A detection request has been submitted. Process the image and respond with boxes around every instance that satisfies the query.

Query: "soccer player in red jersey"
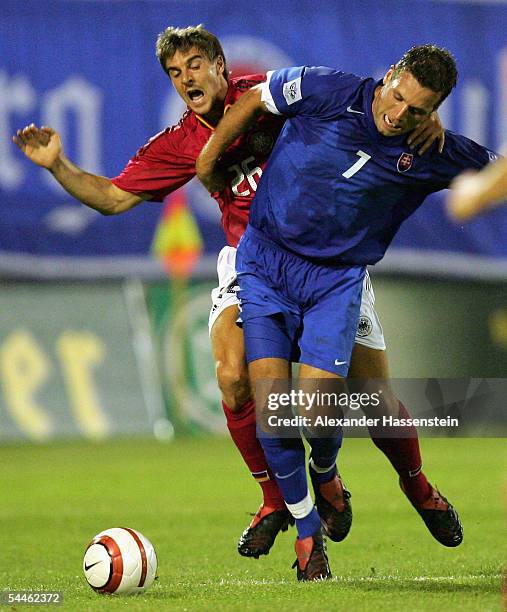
[447,155,507,220]
[13,25,455,559]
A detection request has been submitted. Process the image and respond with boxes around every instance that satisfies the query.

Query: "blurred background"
[1,0,506,442]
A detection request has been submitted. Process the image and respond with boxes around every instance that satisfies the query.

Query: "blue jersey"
[252,66,497,265]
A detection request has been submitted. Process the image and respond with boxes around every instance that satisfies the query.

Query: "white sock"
[309,457,335,474]
[285,490,314,519]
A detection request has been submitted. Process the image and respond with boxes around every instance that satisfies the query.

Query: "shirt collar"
[195,81,235,130]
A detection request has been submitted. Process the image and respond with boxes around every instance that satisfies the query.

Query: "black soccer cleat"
[292,528,332,582]
[238,505,294,558]
[403,482,463,547]
[310,467,352,542]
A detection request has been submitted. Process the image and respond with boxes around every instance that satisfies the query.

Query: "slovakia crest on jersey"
[397,152,413,173]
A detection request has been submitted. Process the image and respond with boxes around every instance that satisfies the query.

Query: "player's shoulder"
[443,130,476,150]
[443,130,498,161]
[230,73,266,94]
[270,65,365,106]
[136,110,198,156]
[300,66,367,116]
[267,65,365,111]
[301,66,364,93]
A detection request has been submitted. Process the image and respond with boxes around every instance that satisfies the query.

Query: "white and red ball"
[83,527,157,595]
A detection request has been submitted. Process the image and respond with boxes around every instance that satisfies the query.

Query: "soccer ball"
[83,527,157,595]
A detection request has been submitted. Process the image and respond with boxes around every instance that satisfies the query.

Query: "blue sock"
[259,435,307,504]
[259,433,320,538]
[295,508,322,539]
[308,432,343,485]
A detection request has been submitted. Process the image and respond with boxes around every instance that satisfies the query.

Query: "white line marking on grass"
[215,574,502,587]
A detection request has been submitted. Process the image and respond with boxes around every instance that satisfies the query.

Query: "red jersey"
[112,75,284,247]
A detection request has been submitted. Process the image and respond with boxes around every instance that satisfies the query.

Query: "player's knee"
[362,388,400,419]
[215,358,250,411]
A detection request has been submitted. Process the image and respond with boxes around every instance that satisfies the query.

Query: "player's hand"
[12,124,62,169]
[446,171,482,221]
[407,111,445,155]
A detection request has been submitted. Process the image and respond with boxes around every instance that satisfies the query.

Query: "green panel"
[373,276,507,377]
[147,281,224,435]
[0,283,157,441]
[146,276,506,433]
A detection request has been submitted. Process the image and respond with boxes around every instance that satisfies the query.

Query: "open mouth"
[187,88,205,104]
[384,114,402,131]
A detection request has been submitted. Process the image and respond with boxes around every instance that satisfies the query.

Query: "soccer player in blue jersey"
[196,44,498,580]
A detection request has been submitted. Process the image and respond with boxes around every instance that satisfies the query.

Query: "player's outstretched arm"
[13,124,146,215]
[407,111,445,155]
[196,85,266,193]
[447,157,507,221]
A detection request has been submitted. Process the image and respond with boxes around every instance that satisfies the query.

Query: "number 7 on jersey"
[342,150,371,178]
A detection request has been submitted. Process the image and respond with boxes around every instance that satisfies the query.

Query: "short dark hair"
[394,44,458,106]
[156,24,227,79]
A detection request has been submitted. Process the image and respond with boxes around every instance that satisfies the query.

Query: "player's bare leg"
[211,304,250,409]
[348,343,463,547]
[211,307,291,557]
[249,359,331,581]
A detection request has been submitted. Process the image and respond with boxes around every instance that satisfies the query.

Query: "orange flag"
[152,190,203,279]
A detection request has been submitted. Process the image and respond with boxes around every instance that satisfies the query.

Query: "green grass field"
[0,436,504,611]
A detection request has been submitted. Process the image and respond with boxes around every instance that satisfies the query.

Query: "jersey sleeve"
[260,65,361,118]
[111,123,196,202]
[431,132,500,190]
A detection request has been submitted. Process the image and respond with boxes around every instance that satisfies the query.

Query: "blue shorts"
[236,226,365,376]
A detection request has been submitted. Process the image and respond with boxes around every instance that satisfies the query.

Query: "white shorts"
[208,245,386,351]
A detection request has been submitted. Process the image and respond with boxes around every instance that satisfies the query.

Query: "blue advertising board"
[1,0,506,279]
